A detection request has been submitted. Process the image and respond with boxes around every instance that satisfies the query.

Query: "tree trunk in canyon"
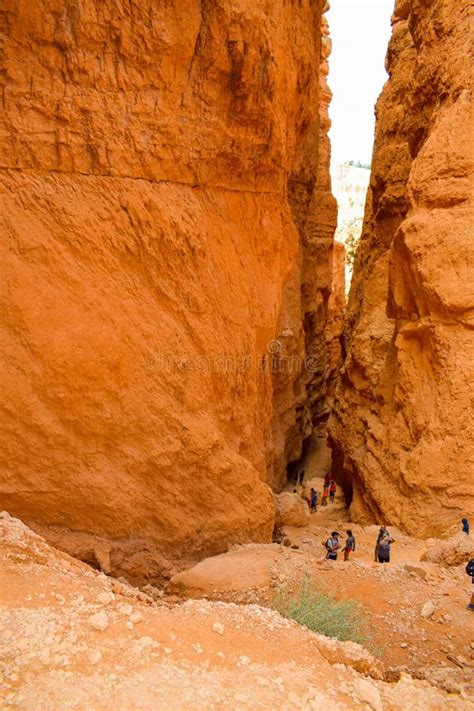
[329,0,474,537]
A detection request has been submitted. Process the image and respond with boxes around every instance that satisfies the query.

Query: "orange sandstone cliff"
[329,0,474,536]
[0,1,336,580]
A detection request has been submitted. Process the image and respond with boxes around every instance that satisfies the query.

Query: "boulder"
[421,534,474,568]
[168,545,281,596]
[420,600,435,619]
[88,611,109,631]
[404,564,428,580]
[274,493,310,528]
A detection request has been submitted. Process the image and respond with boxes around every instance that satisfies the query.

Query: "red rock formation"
[330,0,474,536]
[0,1,336,579]
[325,240,345,417]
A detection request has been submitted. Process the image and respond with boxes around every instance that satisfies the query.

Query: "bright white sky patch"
[327,0,394,167]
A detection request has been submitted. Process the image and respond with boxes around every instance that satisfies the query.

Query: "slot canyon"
[0,0,473,707]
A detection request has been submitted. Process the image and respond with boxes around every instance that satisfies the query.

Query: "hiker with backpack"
[323,531,341,561]
[375,527,394,563]
[343,529,356,561]
[466,559,474,611]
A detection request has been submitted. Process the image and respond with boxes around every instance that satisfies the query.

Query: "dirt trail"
[269,436,474,695]
[296,498,474,690]
[1,512,472,710]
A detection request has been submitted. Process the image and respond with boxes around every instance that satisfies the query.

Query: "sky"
[327,0,394,167]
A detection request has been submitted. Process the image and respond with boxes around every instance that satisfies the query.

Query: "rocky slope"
[167,514,474,698]
[0,1,337,578]
[1,512,470,710]
[329,0,474,535]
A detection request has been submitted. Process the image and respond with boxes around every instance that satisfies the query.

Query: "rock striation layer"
[0,1,336,579]
[329,0,474,536]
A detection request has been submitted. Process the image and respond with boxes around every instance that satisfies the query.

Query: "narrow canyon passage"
[0,0,472,583]
[1,1,473,708]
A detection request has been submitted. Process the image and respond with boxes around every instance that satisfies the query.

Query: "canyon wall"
[330,0,474,536]
[0,1,336,581]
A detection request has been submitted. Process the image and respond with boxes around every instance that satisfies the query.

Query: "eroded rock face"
[0,1,336,577]
[329,0,474,536]
[421,534,474,569]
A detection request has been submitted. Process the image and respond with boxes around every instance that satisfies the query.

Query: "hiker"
[343,529,356,561]
[310,487,318,513]
[292,488,299,496]
[321,482,329,506]
[462,518,470,535]
[324,531,341,561]
[374,527,385,562]
[329,480,337,503]
[376,527,394,563]
[299,469,305,485]
[466,559,474,611]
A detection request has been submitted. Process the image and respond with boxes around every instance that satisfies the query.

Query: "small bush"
[272,575,372,648]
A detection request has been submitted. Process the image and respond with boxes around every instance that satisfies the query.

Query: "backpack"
[466,559,474,577]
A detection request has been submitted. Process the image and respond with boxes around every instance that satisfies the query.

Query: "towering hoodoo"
[330,0,474,535]
[0,1,336,579]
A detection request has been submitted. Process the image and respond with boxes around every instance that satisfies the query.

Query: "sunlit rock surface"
[0,0,337,578]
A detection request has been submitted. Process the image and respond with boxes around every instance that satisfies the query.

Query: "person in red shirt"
[329,480,337,503]
[321,482,329,506]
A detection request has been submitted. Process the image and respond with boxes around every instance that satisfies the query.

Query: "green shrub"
[272,575,372,649]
